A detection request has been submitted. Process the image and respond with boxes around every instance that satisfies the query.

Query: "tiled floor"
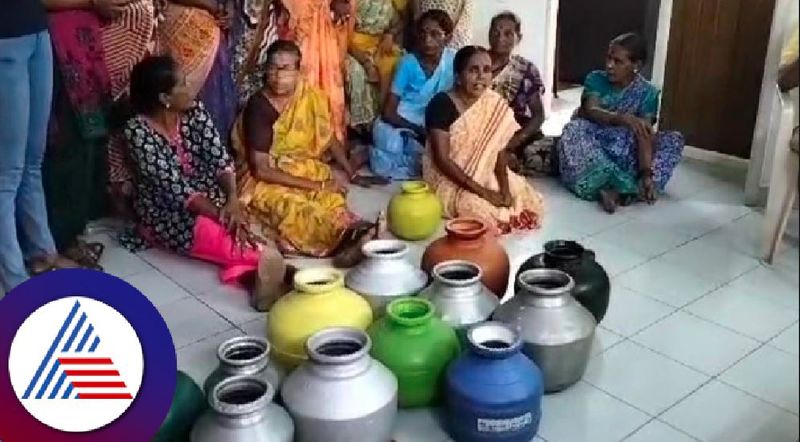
[87,154,799,442]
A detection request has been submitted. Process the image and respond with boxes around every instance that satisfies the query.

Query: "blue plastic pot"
[445,322,544,442]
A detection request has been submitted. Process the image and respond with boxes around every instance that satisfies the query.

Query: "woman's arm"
[580,95,652,140]
[382,94,425,134]
[429,129,494,198]
[508,93,545,150]
[247,150,325,191]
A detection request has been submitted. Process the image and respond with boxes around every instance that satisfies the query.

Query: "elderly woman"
[488,11,552,174]
[122,55,289,291]
[413,0,472,48]
[423,46,544,233]
[558,33,684,213]
[371,9,455,179]
[233,40,384,260]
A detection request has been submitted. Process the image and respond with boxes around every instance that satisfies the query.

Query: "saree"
[232,81,359,257]
[44,1,154,248]
[157,3,237,137]
[371,48,455,179]
[282,0,353,142]
[558,70,684,200]
[347,0,404,127]
[423,90,544,233]
[417,0,472,48]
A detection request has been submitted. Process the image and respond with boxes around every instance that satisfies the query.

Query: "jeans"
[0,31,57,294]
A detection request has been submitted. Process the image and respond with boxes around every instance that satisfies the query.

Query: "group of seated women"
[104,9,684,304]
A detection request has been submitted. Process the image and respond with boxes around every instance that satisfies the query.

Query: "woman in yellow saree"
[233,41,383,258]
[423,46,544,233]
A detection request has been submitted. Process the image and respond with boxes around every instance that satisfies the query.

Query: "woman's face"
[457,51,493,98]
[161,69,193,112]
[418,19,448,57]
[605,44,638,84]
[265,52,300,95]
[489,18,519,55]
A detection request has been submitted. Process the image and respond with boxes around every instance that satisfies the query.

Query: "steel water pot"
[203,336,285,396]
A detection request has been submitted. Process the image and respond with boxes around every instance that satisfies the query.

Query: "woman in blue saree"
[558,33,684,213]
[371,9,455,179]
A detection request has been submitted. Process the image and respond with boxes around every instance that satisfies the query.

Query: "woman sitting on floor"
[233,40,385,261]
[372,9,456,179]
[122,55,289,292]
[423,46,545,233]
[488,11,551,175]
[558,33,684,213]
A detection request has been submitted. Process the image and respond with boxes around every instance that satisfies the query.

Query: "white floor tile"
[176,328,244,386]
[624,419,698,442]
[659,238,760,287]
[158,296,233,349]
[686,285,800,342]
[99,245,152,278]
[537,382,650,442]
[589,219,693,258]
[584,341,709,415]
[138,249,221,295]
[662,380,799,442]
[580,238,650,277]
[770,323,799,355]
[615,258,719,308]
[725,264,800,311]
[239,316,267,337]
[720,345,799,414]
[548,203,630,236]
[124,270,192,307]
[630,199,748,238]
[590,327,624,357]
[632,311,760,375]
[601,287,675,337]
[392,408,452,442]
[196,284,263,326]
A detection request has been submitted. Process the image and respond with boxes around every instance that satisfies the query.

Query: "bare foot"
[599,188,620,214]
[250,247,291,312]
[28,255,81,275]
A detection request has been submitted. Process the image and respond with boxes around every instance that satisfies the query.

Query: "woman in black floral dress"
[123,55,289,292]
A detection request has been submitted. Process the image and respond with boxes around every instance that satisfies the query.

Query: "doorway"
[661,0,777,158]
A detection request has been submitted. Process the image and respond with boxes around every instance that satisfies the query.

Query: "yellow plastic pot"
[387,181,443,241]
[268,268,374,368]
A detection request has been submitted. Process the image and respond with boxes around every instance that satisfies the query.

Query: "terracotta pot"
[421,218,510,298]
[387,181,443,240]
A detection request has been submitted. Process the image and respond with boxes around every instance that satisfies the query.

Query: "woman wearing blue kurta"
[371,9,455,179]
[558,33,684,213]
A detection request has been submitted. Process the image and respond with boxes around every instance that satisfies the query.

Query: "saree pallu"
[347,0,403,127]
[417,0,473,48]
[232,82,359,257]
[158,4,236,138]
[423,90,544,233]
[558,72,684,201]
[282,0,353,142]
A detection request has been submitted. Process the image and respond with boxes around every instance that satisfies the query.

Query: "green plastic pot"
[152,371,206,442]
[387,181,443,241]
[368,297,460,408]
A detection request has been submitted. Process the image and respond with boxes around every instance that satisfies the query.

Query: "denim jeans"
[0,31,57,294]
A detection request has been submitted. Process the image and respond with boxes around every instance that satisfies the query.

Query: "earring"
[165,102,171,109]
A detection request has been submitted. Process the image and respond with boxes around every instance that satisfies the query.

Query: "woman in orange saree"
[423,46,544,233]
[279,0,353,142]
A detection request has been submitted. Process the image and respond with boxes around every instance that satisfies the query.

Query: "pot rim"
[210,376,274,416]
[467,322,522,358]
[306,327,371,365]
[361,239,409,260]
[400,181,431,194]
[543,240,585,261]
[444,217,488,241]
[294,267,345,294]
[217,336,270,367]
[517,268,575,297]
[386,297,435,327]
[432,260,483,287]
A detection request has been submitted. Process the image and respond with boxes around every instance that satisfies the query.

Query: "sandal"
[28,255,81,276]
[63,243,104,271]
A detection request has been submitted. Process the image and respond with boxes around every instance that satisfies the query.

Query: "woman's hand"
[321,179,349,195]
[330,0,351,25]
[350,175,390,188]
[480,188,513,208]
[620,114,654,140]
[639,174,656,204]
[378,32,395,55]
[218,199,245,233]
[93,0,131,20]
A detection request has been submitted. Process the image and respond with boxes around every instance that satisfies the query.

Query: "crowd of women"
[0,0,684,297]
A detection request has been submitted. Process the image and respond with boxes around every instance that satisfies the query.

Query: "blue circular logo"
[0,269,176,441]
